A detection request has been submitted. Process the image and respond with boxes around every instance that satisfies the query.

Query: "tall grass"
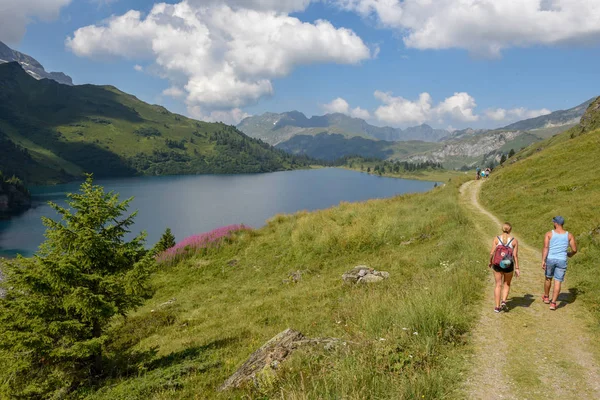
[68,178,487,399]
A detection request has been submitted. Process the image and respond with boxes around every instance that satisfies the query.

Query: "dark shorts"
[493,264,514,273]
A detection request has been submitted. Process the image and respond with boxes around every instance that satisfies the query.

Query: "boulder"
[342,266,390,284]
[218,329,342,391]
[358,275,384,284]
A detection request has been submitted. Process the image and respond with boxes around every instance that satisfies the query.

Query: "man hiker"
[542,216,577,310]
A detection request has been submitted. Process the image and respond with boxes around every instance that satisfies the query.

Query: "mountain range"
[0,41,73,86]
[238,98,595,167]
[238,112,449,145]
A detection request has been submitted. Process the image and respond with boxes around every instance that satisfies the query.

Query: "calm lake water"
[0,168,437,258]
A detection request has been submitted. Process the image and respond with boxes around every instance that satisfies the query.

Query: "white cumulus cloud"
[374,91,433,125]
[67,2,371,120]
[485,107,552,121]
[187,0,314,13]
[133,64,143,72]
[322,97,371,119]
[350,106,371,119]
[188,106,251,125]
[162,86,185,98]
[333,0,600,57]
[322,97,350,114]
[0,0,72,44]
[374,91,479,125]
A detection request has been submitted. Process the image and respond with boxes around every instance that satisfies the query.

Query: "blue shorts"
[545,259,567,282]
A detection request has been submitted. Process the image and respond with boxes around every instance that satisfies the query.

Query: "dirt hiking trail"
[460,180,600,400]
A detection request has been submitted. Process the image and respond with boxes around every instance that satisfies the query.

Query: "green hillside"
[0,62,310,184]
[481,96,600,320]
[0,174,489,398]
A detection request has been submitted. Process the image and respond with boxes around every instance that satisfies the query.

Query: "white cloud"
[188,106,251,125]
[374,91,479,125]
[187,0,314,13]
[333,0,600,57]
[322,97,371,119]
[485,108,508,121]
[133,64,143,72]
[350,106,371,119]
[67,2,371,119]
[322,97,350,114]
[374,91,433,125]
[436,92,479,122]
[162,86,185,98]
[0,0,72,44]
[485,107,552,121]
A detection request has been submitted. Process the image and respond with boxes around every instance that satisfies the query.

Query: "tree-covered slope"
[0,62,310,184]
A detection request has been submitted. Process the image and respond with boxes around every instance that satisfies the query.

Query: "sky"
[1,0,599,129]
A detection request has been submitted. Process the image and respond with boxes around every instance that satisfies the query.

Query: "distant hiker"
[489,223,520,313]
[542,216,577,310]
[484,168,491,178]
[476,167,481,180]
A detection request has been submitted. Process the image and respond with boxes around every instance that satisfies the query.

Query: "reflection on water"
[0,169,437,258]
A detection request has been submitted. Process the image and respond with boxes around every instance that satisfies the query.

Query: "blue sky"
[4,0,600,129]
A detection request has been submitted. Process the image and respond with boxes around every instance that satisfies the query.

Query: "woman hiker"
[489,223,520,312]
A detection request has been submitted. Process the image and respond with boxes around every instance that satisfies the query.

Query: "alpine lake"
[0,168,439,258]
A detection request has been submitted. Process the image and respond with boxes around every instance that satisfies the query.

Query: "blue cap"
[553,216,565,225]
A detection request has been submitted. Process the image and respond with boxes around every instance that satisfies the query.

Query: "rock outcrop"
[0,177,31,216]
[218,328,343,391]
[342,265,390,284]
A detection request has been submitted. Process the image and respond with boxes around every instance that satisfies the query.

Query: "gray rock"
[358,275,384,284]
[342,266,389,284]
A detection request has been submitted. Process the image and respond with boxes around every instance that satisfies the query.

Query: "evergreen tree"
[500,154,507,165]
[0,176,154,397]
[155,227,177,253]
[367,167,371,173]
[508,148,516,158]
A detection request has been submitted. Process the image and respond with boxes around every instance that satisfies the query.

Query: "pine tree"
[508,148,516,158]
[155,227,177,253]
[0,176,154,397]
[500,154,507,165]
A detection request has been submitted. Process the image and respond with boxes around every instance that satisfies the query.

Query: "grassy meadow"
[480,104,600,325]
[51,177,489,399]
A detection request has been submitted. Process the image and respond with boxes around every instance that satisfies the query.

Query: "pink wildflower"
[156,224,250,264]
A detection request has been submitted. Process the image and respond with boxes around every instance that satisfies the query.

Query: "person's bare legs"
[494,270,503,308]
[544,277,552,298]
[552,280,562,304]
[501,272,514,303]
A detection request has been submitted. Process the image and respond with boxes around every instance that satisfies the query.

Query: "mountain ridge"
[0,41,73,86]
[238,111,449,144]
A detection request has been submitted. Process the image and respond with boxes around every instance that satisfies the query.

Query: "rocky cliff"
[0,176,31,216]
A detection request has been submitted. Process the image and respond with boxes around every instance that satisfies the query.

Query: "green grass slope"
[48,178,487,399]
[481,96,600,320]
[0,62,309,184]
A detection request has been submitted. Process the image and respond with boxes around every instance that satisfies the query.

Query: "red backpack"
[492,236,514,268]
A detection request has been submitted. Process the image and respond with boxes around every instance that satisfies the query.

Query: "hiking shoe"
[494,307,502,313]
[501,301,507,310]
[542,295,550,304]
[550,302,557,311]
